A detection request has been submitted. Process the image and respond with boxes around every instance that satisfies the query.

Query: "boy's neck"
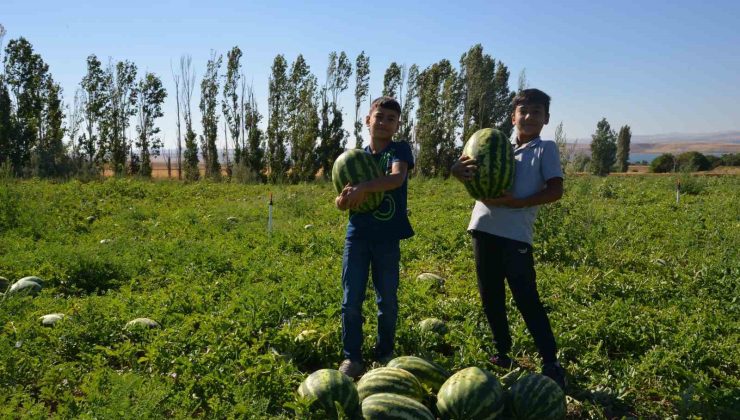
[370,137,392,153]
[516,132,540,146]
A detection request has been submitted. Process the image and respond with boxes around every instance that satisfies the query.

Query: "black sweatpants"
[471,230,557,364]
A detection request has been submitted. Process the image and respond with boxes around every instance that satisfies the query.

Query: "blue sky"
[3,0,740,148]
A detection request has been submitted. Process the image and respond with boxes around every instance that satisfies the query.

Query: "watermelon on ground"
[125,318,160,329]
[418,318,448,336]
[357,367,425,402]
[8,277,43,296]
[40,313,65,327]
[507,373,566,420]
[436,366,505,419]
[416,273,445,292]
[331,149,384,213]
[298,368,359,417]
[361,393,434,420]
[462,128,514,199]
[386,356,450,392]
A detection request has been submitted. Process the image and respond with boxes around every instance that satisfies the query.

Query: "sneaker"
[542,361,567,390]
[338,359,364,379]
[489,354,515,369]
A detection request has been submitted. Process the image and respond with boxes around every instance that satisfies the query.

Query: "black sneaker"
[338,359,364,380]
[542,361,567,390]
[489,354,515,369]
[376,352,394,365]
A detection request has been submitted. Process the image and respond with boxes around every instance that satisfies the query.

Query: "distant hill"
[569,130,740,155]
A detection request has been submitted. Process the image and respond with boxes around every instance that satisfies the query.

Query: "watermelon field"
[0,175,738,418]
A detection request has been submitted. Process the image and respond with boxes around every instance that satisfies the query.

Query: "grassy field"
[0,175,738,418]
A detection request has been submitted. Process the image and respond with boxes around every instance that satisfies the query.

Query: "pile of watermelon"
[296,355,566,419]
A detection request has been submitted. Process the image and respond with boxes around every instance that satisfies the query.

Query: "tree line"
[4,30,682,182]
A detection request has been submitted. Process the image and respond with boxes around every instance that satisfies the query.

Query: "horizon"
[3,0,740,149]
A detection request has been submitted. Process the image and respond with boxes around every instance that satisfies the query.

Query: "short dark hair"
[512,88,551,114]
[369,96,402,114]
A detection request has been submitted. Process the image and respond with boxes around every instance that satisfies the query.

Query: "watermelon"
[418,318,448,336]
[436,366,505,419]
[508,373,566,420]
[386,356,450,392]
[416,273,445,292]
[8,277,43,296]
[361,393,435,420]
[331,149,384,213]
[462,128,514,199]
[40,313,65,327]
[298,369,359,417]
[357,367,425,402]
[125,318,160,329]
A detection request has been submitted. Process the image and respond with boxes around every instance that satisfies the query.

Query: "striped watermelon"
[386,356,450,393]
[462,128,514,199]
[361,393,435,420]
[418,318,448,336]
[357,367,425,402]
[436,366,505,419]
[298,369,360,417]
[331,149,384,213]
[508,373,566,420]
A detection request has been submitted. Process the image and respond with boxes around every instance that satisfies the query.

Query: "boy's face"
[366,106,400,141]
[512,103,549,139]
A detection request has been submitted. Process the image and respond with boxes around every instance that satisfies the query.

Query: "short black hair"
[369,96,402,114]
[512,88,551,114]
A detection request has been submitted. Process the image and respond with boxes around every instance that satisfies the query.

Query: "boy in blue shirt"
[335,97,415,379]
[452,88,566,389]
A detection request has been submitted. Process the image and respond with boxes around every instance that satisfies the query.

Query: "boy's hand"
[451,155,477,182]
[335,183,352,210]
[481,192,525,208]
[343,183,368,210]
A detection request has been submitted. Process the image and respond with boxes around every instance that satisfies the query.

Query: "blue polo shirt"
[467,136,563,245]
[345,140,415,241]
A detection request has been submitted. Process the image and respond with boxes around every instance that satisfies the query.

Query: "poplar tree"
[590,118,617,176]
[398,64,419,146]
[287,54,319,182]
[243,86,264,180]
[179,55,199,180]
[80,54,107,171]
[36,75,66,177]
[318,51,351,179]
[222,46,242,168]
[459,44,495,143]
[100,60,137,176]
[382,62,402,98]
[353,51,370,148]
[416,59,461,177]
[492,62,515,137]
[616,124,631,172]
[3,37,46,174]
[267,54,289,182]
[200,51,222,179]
[135,72,167,177]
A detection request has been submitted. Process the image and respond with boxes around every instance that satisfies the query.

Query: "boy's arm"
[344,161,408,209]
[482,177,563,208]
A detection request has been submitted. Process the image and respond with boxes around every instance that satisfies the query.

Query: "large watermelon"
[436,366,505,419]
[361,393,435,420]
[357,367,425,402]
[507,373,566,420]
[331,149,384,213]
[418,318,448,336]
[298,369,360,417]
[462,128,514,199]
[386,356,450,393]
[8,276,43,296]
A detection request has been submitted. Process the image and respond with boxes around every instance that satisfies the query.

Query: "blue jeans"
[341,238,400,362]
